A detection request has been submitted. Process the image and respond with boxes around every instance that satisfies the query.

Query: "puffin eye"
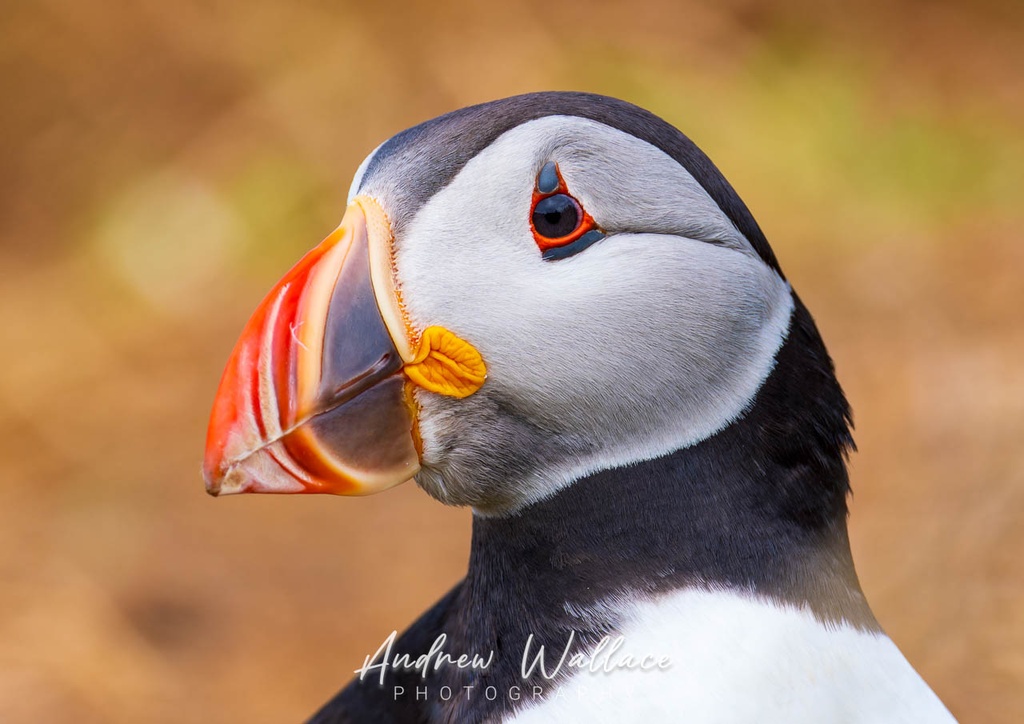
[530,162,605,261]
[532,194,581,239]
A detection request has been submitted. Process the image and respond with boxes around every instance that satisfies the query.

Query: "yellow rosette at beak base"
[404,326,487,399]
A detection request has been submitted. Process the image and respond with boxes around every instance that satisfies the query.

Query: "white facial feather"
[347,141,383,204]
[379,116,794,512]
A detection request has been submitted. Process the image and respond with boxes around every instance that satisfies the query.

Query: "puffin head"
[203,92,811,516]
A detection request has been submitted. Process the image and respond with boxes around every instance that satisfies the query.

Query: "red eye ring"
[529,163,602,254]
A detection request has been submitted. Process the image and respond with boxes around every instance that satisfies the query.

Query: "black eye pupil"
[532,194,580,239]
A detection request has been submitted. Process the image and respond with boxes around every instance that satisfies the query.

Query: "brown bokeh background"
[2,1,1022,722]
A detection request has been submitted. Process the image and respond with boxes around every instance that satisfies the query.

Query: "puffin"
[202,92,956,723]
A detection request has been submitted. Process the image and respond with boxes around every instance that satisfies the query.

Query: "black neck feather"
[466,295,869,629]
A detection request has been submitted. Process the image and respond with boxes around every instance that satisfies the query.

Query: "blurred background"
[1,0,1022,721]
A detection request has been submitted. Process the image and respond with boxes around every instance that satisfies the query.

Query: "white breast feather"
[506,589,956,723]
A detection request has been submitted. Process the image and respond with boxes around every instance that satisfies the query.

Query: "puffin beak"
[203,196,485,497]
